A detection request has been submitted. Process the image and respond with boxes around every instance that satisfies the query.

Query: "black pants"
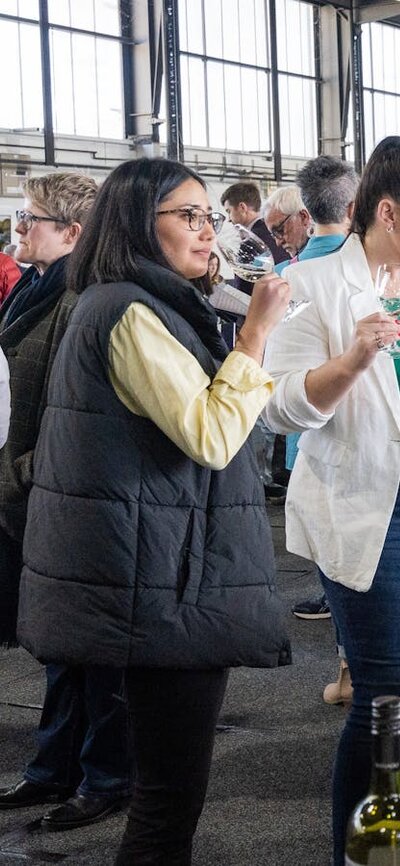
[0,527,22,647]
[115,667,229,866]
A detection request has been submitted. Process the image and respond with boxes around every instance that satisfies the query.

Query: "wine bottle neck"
[371,733,400,795]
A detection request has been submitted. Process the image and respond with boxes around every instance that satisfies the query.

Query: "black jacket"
[18,258,291,670]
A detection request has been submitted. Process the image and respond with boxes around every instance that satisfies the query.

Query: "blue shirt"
[275,234,345,275]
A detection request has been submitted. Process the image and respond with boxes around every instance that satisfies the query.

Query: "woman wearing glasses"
[17,157,291,864]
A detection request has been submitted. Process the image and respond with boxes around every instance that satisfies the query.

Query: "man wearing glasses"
[264,186,312,274]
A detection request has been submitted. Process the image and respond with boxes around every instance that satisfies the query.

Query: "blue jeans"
[319,491,400,866]
[25,664,134,797]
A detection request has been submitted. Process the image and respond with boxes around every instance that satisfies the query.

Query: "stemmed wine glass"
[217,222,311,323]
[375,263,400,358]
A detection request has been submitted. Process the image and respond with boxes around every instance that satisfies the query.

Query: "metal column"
[162,0,184,162]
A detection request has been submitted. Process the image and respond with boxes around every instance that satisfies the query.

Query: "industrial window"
[362,21,400,159]
[176,0,318,159]
[0,0,125,139]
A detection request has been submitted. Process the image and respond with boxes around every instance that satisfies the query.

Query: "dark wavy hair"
[67,157,208,294]
[351,136,400,239]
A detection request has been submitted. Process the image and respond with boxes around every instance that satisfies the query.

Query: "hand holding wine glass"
[217,221,310,322]
[374,262,400,358]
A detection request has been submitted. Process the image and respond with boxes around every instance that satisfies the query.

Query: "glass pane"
[204,0,222,58]
[255,0,268,67]
[257,70,271,152]
[344,97,355,164]
[369,23,383,90]
[96,38,123,137]
[382,25,396,92]
[361,24,372,89]
[20,23,43,128]
[277,0,314,75]
[178,0,188,51]
[0,20,42,129]
[180,0,202,54]
[224,64,242,150]
[0,0,38,16]
[241,66,260,151]
[18,0,39,17]
[279,74,317,157]
[188,57,207,145]
[179,55,191,143]
[50,29,75,134]
[72,34,98,135]
[221,0,239,62]
[0,19,23,127]
[69,0,95,32]
[363,91,374,161]
[48,0,70,26]
[301,78,317,157]
[0,0,18,14]
[94,0,120,35]
[299,2,315,76]
[238,0,255,66]
[207,61,226,149]
[180,56,207,147]
[48,0,119,33]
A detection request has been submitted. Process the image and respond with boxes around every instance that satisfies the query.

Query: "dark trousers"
[319,491,400,866]
[25,663,134,797]
[0,527,22,647]
[115,667,229,866]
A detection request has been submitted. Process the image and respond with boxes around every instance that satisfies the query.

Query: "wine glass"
[375,263,400,358]
[217,222,310,323]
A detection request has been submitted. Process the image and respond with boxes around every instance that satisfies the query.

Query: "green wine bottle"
[345,695,400,865]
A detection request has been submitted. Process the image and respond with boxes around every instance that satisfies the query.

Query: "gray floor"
[0,504,345,865]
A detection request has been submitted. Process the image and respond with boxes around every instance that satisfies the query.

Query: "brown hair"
[221,181,261,211]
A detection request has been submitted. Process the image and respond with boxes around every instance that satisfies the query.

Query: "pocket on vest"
[176,509,204,605]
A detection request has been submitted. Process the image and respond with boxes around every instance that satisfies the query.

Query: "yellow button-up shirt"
[108,302,274,471]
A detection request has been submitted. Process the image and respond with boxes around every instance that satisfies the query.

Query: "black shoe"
[42,793,130,831]
[264,483,287,506]
[0,779,73,809]
[292,593,331,620]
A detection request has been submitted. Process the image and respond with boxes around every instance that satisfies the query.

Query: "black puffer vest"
[18,258,291,670]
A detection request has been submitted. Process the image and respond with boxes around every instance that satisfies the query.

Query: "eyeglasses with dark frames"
[156,207,226,235]
[15,210,68,231]
[270,213,293,240]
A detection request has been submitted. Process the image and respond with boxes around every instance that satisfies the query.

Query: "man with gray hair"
[264,185,311,272]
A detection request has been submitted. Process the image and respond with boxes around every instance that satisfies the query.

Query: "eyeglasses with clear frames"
[156,207,225,234]
[15,210,68,231]
[270,213,293,240]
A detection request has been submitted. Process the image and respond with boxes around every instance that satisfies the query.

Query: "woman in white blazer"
[263,136,400,866]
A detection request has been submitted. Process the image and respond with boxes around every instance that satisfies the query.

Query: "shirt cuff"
[286,369,334,425]
[214,350,274,393]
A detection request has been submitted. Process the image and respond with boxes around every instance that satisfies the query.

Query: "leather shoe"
[42,793,130,830]
[0,779,73,809]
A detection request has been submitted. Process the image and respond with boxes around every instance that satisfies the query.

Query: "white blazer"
[263,232,400,591]
[0,346,10,449]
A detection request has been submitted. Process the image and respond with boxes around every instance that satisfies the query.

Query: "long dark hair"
[351,136,400,239]
[67,157,207,294]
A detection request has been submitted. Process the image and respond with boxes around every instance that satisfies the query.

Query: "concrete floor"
[0,504,344,865]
